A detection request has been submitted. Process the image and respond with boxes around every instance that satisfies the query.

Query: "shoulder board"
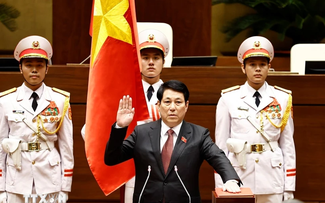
[52,87,70,97]
[221,85,240,94]
[274,86,292,94]
[0,87,17,98]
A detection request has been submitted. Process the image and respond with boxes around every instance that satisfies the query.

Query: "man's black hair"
[157,80,189,102]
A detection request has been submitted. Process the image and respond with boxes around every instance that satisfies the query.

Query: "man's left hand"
[223,180,240,193]
[58,191,68,203]
[283,191,294,200]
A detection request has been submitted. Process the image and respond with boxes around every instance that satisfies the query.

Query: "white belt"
[21,141,54,152]
[249,141,278,153]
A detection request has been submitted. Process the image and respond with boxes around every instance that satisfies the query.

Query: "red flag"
[85,0,149,195]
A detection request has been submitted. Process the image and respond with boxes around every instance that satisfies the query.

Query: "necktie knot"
[147,86,154,101]
[167,129,174,137]
[253,91,260,107]
[31,92,38,98]
[31,92,38,111]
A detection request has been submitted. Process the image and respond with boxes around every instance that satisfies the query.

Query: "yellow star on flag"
[91,0,132,66]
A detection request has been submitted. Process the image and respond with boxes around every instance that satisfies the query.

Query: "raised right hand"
[116,95,135,128]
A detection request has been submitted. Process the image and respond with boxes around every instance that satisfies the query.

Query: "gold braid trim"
[263,94,292,132]
[38,96,70,134]
[0,87,17,97]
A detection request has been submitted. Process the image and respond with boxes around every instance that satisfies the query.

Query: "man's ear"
[19,64,22,73]
[185,100,189,112]
[241,63,246,74]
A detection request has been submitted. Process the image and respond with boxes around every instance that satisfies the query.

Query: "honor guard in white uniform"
[124,29,170,203]
[214,36,296,203]
[0,36,74,203]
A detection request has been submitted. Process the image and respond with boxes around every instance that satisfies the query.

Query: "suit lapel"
[148,120,165,176]
[17,85,51,117]
[34,86,51,116]
[240,86,257,110]
[257,84,276,112]
[17,87,34,115]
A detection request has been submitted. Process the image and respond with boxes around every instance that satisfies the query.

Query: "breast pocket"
[8,114,23,123]
[7,114,25,132]
[231,113,250,134]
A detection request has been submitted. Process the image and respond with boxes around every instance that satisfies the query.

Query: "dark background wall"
[52,0,211,65]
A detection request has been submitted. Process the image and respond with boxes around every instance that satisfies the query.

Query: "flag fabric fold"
[85,0,149,196]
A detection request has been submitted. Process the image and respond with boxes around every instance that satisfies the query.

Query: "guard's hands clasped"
[116,95,135,128]
[223,180,241,193]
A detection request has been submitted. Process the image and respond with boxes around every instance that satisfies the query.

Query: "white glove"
[58,191,69,203]
[81,124,86,140]
[222,180,240,193]
[283,191,294,201]
[0,192,7,203]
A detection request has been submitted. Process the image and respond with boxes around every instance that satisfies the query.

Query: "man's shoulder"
[0,87,17,99]
[51,87,70,97]
[184,121,207,132]
[221,85,241,95]
[273,85,292,95]
[135,120,159,130]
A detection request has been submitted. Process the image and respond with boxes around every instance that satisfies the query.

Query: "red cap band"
[243,48,270,60]
[19,48,48,60]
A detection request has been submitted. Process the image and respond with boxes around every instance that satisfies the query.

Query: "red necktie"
[162,129,174,174]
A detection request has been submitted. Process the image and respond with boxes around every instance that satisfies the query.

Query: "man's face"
[241,57,270,89]
[157,89,189,128]
[20,58,48,91]
[141,48,164,81]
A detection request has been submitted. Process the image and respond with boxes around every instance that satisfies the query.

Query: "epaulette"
[52,87,70,97]
[0,87,17,98]
[274,86,292,94]
[221,85,240,94]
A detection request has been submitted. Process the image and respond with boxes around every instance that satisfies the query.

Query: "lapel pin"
[181,136,187,143]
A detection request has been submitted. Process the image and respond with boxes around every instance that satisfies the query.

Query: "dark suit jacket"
[105,120,240,203]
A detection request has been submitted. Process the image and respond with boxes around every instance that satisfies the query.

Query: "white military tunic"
[214,82,295,195]
[142,79,163,121]
[0,83,74,195]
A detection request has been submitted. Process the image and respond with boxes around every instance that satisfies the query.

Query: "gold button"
[32,161,35,165]
[255,159,259,163]
[32,119,36,123]
[279,163,282,166]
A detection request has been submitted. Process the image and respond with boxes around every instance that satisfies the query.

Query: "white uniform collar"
[142,79,163,94]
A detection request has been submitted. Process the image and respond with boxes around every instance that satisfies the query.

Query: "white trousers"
[124,176,135,203]
[255,193,283,203]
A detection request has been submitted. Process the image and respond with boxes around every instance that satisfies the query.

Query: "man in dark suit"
[105,80,241,203]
